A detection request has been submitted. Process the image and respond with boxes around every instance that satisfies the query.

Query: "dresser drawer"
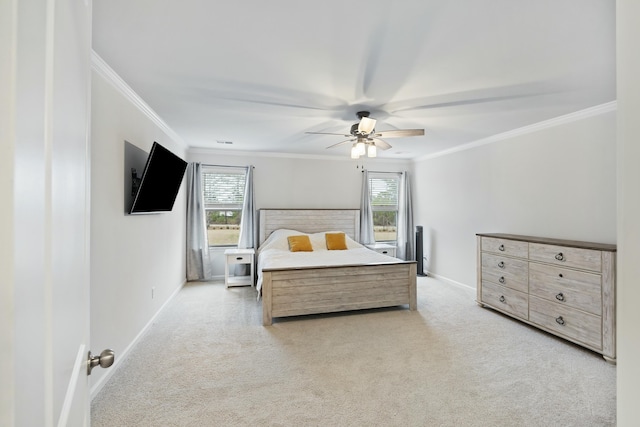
[529,263,602,315]
[481,253,528,293]
[529,296,602,350]
[481,237,528,258]
[481,281,528,320]
[529,243,601,272]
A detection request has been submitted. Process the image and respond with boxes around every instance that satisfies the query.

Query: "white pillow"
[309,231,364,250]
[259,229,306,252]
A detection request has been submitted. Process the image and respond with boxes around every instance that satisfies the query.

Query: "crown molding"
[414,101,617,163]
[90,50,187,149]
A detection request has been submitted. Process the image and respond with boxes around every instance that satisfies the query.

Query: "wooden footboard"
[262,262,417,325]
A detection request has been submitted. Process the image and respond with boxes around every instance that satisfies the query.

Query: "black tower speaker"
[416,225,426,276]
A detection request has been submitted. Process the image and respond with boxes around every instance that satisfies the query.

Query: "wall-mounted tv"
[129,142,188,214]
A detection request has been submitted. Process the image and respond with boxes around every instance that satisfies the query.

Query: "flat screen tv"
[129,142,188,214]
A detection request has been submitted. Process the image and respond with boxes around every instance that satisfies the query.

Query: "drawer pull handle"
[382,251,388,254]
[558,273,563,278]
[555,252,565,261]
[499,295,506,303]
[236,257,244,260]
[498,244,505,251]
[499,276,506,284]
[555,316,565,326]
[498,261,505,269]
[555,293,565,302]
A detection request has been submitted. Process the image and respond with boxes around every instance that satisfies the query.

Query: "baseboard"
[424,271,476,292]
[89,278,186,400]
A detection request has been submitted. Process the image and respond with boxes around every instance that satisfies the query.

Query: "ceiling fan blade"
[358,117,377,134]
[191,80,349,116]
[306,131,352,137]
[326,139,355,149]
[371,138,392,150]
[386,81,564,115]
[374,129,424,138]
[390,94,537,113]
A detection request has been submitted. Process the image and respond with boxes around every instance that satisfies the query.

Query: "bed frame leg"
[409,263,417,310]
[263,310,272,326]
[262,273,273,326]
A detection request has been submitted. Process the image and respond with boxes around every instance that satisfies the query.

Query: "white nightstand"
[365,243,397,258]
[224,248,255,288]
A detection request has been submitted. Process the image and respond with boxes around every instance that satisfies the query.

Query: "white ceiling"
[92,0,615,160]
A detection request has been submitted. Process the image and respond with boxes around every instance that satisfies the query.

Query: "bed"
[258,209,417,325]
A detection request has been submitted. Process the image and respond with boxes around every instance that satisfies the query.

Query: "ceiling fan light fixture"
[351,145,360,159]
[317,111,424,158]
[358,117,376,135]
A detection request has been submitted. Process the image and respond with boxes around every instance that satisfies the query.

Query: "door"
[51,0,93,424]
[2,0,94,425]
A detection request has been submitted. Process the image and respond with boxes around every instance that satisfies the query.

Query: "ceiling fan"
[305,111,424,158]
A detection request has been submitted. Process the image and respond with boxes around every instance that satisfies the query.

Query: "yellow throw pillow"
[325,232,348,250]
[287,235,313,252]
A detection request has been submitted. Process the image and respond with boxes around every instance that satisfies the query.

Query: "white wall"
[617,0,640,423]
[412,110,617,288]
[89,70,188,394]
[187,150,412,275]
[188,150,411,209]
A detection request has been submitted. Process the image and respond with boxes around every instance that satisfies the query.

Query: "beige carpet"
[91,277,615,426]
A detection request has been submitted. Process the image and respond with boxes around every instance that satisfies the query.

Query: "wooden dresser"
[476,233,617,363]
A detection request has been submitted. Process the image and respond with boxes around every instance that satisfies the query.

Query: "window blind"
[369,174,399,211]
[202,169,246,210]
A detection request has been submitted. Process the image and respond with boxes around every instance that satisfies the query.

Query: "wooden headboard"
[259,209,360,246]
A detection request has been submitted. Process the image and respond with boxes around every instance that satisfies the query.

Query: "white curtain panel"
[397,171,415,261]
[359,170,375,245]
[186,163,213,281]
[236,166,256,275]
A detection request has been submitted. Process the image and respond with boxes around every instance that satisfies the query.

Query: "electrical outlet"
[151,287,155,299]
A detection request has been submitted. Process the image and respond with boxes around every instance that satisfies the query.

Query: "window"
[202,166,247,246]
[369,172,400,242]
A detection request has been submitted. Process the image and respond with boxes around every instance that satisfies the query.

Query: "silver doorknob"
[87,349,115,375]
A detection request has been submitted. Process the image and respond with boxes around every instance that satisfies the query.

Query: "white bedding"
[256,229,397,294]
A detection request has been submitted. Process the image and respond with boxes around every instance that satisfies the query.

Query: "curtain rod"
[362,170,403,174]
[200,163,255,169]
